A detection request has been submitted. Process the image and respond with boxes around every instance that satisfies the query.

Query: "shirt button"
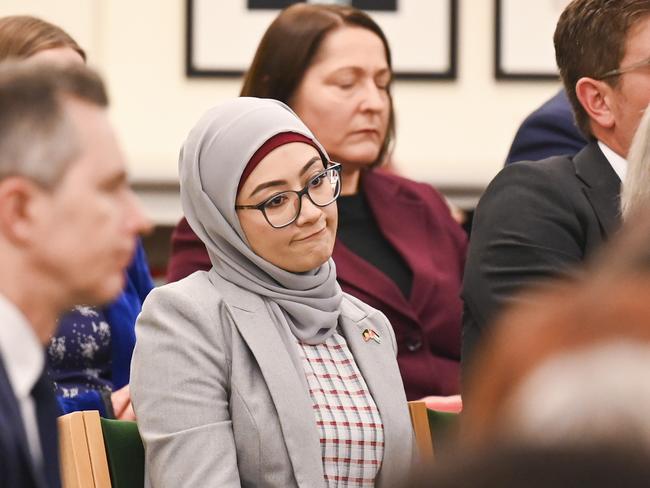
[406,337,422,352]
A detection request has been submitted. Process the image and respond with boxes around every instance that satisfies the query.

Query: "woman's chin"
[337,146,382,167]
[282,246,332,273]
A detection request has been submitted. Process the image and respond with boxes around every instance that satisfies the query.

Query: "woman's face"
[290,26,391,171]
[236,142,338,273]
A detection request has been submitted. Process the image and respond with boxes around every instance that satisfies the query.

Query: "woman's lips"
[295,227,326,242]
[350,128,382,141]
[353,128,380,135]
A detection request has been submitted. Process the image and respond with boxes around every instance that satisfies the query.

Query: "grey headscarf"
[179,97,343,344]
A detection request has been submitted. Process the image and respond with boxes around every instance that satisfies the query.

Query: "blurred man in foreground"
[0,62,149,487]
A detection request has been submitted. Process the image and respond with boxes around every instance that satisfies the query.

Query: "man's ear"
[576,77,616,131]
[0,176,44,245]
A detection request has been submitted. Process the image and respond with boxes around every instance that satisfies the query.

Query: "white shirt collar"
[598,141,627,182]
[0,293,44,399]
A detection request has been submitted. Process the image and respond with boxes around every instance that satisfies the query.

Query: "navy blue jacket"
[0,358,60,488]
[505,89,587,165]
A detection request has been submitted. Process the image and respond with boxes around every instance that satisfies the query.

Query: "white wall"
[0,0,562,202]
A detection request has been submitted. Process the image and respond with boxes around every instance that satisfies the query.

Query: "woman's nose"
[295,193,322,225]
[360,80,386,112]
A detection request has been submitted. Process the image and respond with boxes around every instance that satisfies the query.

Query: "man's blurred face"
[28,97,150,306]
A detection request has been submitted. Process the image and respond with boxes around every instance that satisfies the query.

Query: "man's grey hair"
[0,61,108,188]
[621,103,650,220]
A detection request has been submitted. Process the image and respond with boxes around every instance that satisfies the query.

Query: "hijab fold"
[179,97,342,344]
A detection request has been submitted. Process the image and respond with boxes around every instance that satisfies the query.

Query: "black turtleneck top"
[336,192,413,298]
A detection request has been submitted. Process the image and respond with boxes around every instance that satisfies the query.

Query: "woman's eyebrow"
[250,179,286,198]
[249,156,322,197]
[299,156,322,176]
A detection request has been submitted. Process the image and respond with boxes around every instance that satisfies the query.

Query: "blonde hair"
[0,15,85,62]
[621,103,650,220]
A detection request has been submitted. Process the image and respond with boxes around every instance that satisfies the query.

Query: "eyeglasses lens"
[264,167,340,228]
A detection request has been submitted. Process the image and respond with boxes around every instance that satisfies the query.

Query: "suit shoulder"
[371,169,435,192]
[367,169,449,206]
[535,91,574,118]
[342,293,378,319]
[143,271,223,309]
[341,293,390,329]
[505,91,586,164]
[477,155,580,219]
[493,155,576,186]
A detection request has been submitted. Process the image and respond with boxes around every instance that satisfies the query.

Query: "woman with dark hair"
[131,97,414,487]
[167,3,466,401]
[0,15,154,419]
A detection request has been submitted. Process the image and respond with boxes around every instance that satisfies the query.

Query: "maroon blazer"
[166,170,467,399]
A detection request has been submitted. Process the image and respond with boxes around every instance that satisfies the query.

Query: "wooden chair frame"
[58,410,112,488]
[408,400,435,463]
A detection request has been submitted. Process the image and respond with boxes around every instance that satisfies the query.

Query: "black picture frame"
[494,0,565,80]
[186,0,458,80]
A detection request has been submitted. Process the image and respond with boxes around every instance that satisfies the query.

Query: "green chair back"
[427,409,458,453]
[99,418,145,488]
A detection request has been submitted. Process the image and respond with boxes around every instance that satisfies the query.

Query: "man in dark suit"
[462,0,650,371]
[505,89,587,165]
[0,64,149,487]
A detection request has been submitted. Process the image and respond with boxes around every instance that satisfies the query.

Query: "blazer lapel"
[339,301,413,488]
[333,241,419,324]
[362,172,438,315]
[0,357,45,488]
[32,369,61,488]
[574,142,622,237]
[211,272,325,487]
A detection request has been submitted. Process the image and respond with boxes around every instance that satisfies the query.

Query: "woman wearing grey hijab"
[130,97,414,487]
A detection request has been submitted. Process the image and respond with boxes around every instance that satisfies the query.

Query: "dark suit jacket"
[462,142,621,371]
[0,357,60,488]
[505,89,587,165]
[166,170,467,399]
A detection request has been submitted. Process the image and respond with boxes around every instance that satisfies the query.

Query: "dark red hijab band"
[237,132,322,194]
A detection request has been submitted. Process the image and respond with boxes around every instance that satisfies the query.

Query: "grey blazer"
[130,269,415,487]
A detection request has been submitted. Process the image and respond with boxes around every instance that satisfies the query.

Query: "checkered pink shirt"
[297,332,384,487]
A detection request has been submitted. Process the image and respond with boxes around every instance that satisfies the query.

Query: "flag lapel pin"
[362,328,381,344]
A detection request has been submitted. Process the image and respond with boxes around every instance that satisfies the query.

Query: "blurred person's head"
[0,15,85,65]
[554,0,650,156]
[241,3,394,193]
[408,442,650,488]
[460,209,650,448]
[0,62,149,342]
[622,103,650,219]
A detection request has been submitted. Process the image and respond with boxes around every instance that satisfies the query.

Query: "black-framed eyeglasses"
[597,56,650,80]
[235,162,342,229]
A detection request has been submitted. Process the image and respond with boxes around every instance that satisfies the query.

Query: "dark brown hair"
[554,0,650,138]
[241,3,394,166]
[0,62,107,187]
[0,15,86,62]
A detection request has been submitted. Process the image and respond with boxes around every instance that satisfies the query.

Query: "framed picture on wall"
[186,0,458,79]
[494,0,570,80]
